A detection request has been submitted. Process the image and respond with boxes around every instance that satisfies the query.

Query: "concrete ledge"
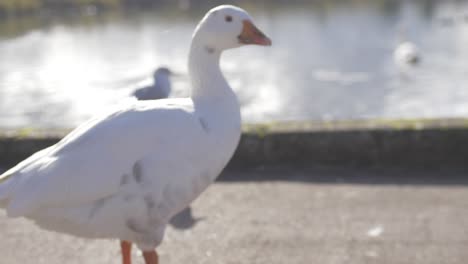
[1,118,468,168]
[235,118,468,168]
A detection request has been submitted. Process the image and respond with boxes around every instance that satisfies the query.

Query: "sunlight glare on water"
[0,0,468,128]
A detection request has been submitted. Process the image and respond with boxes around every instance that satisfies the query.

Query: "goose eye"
[225,15,233,22]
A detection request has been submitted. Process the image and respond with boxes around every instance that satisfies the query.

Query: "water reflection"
[0,0,467,128]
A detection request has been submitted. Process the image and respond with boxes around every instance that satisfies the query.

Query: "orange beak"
[238,20,272,46]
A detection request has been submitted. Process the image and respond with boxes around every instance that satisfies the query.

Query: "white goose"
[0,5,271,264]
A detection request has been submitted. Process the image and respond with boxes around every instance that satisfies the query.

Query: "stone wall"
[1,118,468,169]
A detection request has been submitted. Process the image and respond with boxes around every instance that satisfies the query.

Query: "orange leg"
[120,240,132,264]
[143,250,159,264]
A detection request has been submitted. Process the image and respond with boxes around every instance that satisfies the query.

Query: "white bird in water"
[132,67,173,100]
[393,24,421,69]
[0,5,271,264]
[394,41,421,66]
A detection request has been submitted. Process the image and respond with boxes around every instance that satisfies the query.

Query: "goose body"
[0,5,271,263]
[1,97,240,247]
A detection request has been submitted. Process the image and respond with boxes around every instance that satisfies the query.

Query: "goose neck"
[188,41,228,99]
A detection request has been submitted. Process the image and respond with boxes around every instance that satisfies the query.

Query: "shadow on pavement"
[219,166,468,186]
[169,206,205,230]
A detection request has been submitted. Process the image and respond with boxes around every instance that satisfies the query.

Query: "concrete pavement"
[0,167,466,263]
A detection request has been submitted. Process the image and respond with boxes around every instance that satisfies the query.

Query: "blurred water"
[0,0,468,128]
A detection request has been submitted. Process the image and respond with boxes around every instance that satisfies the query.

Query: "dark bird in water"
[132,67,173,100]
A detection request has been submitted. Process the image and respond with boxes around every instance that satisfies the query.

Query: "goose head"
[192,5,271,52]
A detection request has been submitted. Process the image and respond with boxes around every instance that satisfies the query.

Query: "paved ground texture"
[0,166,466,264]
